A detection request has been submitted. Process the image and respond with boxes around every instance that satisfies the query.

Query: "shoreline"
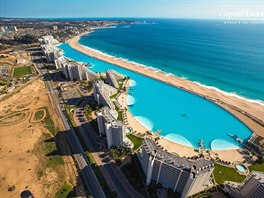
[76,30,264,107]
[67,31,264,138]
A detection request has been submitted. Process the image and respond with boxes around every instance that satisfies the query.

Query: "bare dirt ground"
[0,79,78,198]
[0,51,31,66]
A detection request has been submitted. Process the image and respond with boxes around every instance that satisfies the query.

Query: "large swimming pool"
[58,43,253,150]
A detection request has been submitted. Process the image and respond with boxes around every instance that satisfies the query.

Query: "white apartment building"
[96,107,133,149]
[57,57,99,81]
[224,171,264,198]
[0,26,18,32]
[54,56,66,69]
[53,26,58,31]
[41,44,61,62]
[105,69,125,88]
[138,139,214,198]
[93,80,117,109]
[39,35,59,45]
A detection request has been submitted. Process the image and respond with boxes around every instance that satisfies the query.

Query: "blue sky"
[1,0,263,19]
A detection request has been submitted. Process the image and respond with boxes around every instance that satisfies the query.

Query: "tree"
[84,104,93,120]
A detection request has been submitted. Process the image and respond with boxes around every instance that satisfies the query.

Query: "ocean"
[79,18,264,103]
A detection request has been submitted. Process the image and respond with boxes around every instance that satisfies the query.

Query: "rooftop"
[143,138,214,175]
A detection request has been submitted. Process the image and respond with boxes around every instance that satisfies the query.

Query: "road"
[30,49,106,198]
[74,103,143,198]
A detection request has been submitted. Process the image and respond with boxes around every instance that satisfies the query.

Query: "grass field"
[249,160,264,172]
[55,182,73,198]
[13,66,32,77]
[213,163,246,185]
[34,109,45,121]
[126,134,143,151]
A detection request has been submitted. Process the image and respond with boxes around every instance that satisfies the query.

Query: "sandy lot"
[0,51,31,66]
[0,79,77,197]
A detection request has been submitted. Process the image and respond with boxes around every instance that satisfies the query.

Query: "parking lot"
[61,88,82,106]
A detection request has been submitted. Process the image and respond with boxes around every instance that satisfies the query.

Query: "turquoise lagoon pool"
[58,43,253,150]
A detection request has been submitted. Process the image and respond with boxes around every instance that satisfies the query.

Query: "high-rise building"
[93,80,117,109]
[57,57,99,81]
[39,36,61,62]
[138,139,214,198]
[41,44,61,62]
[53,26,58,31]
[0,26,18,32]
[0,26,6,32]
[11,26,18,31]
[39,35,59,45]
[96,107,133,149]
[54,56,66,69]
[106,69,125,88]
[224,171,264,198]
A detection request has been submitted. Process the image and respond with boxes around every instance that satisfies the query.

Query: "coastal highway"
[31,49,106,198]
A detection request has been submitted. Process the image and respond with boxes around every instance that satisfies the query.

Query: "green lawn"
[213,163,246,185]
[34,109,45,121]
[249,161,264,172]
[13,66,32,77]
[55,182,73,198]
[127,134,143,151]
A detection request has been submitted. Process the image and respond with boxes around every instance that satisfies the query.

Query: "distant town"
[0,17,263,198]
[0,18,134,98]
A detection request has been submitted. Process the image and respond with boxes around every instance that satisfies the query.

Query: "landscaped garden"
[126,134,143,151]
[213,163,246,185]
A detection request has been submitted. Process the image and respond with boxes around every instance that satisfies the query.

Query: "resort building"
[0,26,17,32]
[247,134,264,155]
[224,171,264,198]
[39,35,59,45]
[53,26,58,31]
[41,44,61,63]
[138,139,214,198]
[57,57,99,81]
[10,26,18,32]
[93,80,117,109]
[39,36,61,63]
[96,107,133,149]
[54,56,66,69]
[105,69,125,88]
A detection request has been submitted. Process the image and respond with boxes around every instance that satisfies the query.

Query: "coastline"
[68,31,264,138]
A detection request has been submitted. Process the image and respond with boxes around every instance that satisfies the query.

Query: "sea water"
[80,19,264,103]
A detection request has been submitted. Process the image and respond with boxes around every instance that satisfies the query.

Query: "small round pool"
[236,164,247,173]
[126,127,132,134]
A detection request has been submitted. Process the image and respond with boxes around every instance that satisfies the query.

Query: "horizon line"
[1,16,264,21]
